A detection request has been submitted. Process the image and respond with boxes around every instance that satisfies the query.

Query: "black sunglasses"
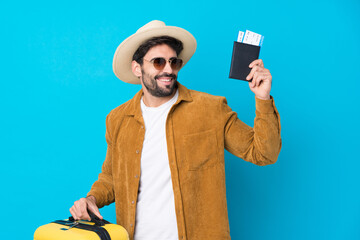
[143,57,183,71]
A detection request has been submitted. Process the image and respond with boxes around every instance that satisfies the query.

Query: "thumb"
[249,81,256,90]
[88,205,103,220]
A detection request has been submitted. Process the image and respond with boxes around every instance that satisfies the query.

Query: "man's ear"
[132,60,142,78]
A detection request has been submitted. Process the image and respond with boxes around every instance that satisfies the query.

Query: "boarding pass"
[237,30,264,47]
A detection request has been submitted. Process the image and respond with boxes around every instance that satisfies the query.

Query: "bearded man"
[70,20,282,240]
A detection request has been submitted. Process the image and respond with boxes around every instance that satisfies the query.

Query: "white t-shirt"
[134,90,179,240]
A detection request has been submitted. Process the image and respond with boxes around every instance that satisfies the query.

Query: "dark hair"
[132,36,183,65]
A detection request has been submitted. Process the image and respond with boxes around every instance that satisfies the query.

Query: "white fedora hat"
[112,20,197,84]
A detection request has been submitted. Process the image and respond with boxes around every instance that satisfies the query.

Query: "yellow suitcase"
[34,213,129,240]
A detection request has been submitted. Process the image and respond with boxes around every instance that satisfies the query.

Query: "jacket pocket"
[183,129,219,171]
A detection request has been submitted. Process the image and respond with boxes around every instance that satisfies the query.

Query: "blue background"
[1,0,359,239]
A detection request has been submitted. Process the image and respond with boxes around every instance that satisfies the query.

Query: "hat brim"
[113,26,197,84]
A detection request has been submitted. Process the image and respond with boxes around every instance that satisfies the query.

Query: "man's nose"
[162,60,174,73]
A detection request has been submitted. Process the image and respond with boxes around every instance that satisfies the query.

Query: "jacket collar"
[124,82,193,120]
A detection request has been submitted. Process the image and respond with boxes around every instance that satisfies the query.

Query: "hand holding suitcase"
[34,212,129,240]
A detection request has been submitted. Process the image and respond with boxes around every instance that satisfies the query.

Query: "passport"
[229,41,260,82]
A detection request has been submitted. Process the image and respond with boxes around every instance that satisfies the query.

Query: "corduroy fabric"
[87,82,282,240]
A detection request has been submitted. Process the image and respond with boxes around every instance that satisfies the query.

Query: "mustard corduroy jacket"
[88,82,282,240]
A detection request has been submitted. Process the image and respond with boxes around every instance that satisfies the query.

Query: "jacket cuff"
[87,191,105,208]
[255,95,276,113]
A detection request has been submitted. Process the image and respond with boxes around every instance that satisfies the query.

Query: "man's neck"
[142,89,177,108]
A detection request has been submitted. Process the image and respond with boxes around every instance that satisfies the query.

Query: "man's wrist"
[86,195,96,203]
[255,95,271,100]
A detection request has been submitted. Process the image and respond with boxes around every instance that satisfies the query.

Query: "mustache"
[155,73,177,80]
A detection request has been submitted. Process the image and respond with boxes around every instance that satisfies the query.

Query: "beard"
[141,69,177,97]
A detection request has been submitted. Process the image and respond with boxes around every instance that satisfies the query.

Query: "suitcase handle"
[69,211,110,226]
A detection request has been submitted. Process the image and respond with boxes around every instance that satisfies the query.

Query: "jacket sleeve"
[223,96,282,166]
[87,113,115,208]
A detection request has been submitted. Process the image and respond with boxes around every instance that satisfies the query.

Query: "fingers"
[78,198,91,220]
[85,195,103,219]
[249,59,264,68]
[247,59,265,82]
[251,72,266,88]
[246,59,272,98]
[69,196,103,222]
[87,203,103,220]
[69,198,91,221]
[69,206,78,220]
[246,65,261,82]
[246,59,271,88]
[247,66,268,85]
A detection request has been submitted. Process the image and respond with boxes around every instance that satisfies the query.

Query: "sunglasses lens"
[153,58,166,70]
[170,58,183,70]
[149,58,183,70]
